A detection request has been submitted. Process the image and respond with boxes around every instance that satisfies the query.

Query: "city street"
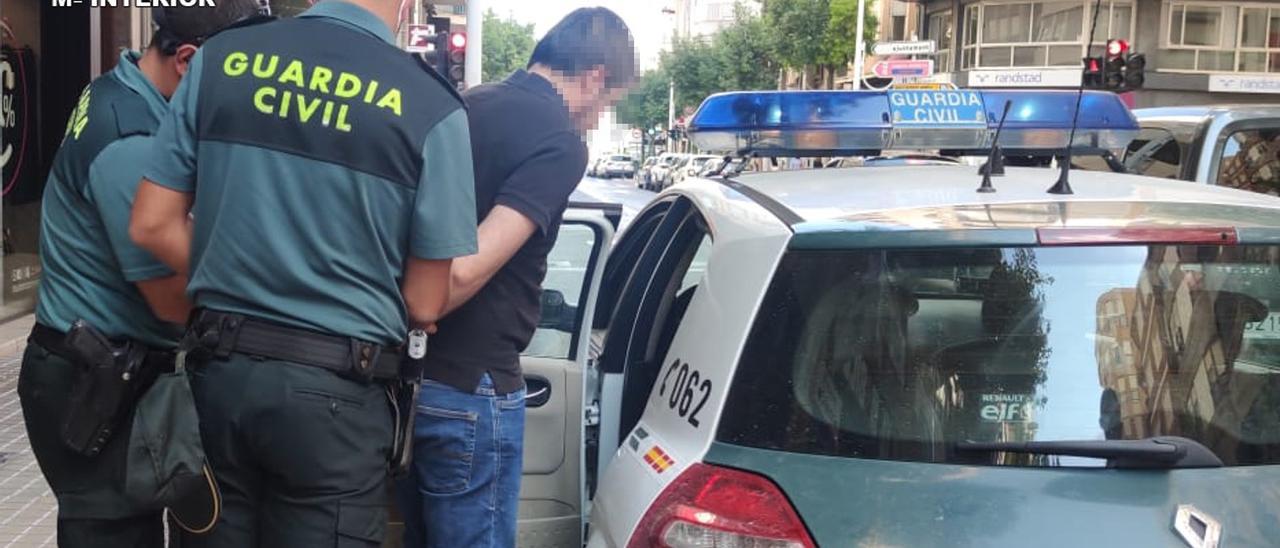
[572,175,654,230]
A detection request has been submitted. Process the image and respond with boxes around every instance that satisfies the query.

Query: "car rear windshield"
[610,155,632,162]
[719,245,1280,467]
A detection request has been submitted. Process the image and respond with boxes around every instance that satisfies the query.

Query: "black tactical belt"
[31,323,175,369]
[188,310,401,382]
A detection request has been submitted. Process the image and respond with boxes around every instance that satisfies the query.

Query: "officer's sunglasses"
[151,3,274,56]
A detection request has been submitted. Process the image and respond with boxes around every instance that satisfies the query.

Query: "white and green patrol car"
[494,90,1280,548]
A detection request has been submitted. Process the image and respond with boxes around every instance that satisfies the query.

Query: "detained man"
[397,7,637,548]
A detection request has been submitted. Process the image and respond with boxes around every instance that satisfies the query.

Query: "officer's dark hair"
[528,7,636,90]
[149,0,268,56]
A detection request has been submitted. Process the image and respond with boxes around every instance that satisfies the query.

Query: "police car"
[504,90,1280,548]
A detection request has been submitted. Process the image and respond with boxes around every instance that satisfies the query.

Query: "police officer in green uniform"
[129,0,478,545]
[17,4,265,547]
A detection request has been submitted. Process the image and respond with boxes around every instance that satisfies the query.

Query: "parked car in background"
[588,157,607,178]
[636,157,660,189]
[649,153,688,191]
[602,154,637,179]
[1126,106,1280,196]
[657,155,693,191]
[670,155,720,186]
[699,157,726,177]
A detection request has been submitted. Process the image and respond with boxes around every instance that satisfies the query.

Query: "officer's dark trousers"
[181,354,393,547]
[17,343,165,548]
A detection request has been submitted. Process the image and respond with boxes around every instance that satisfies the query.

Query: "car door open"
[516,205,616,548]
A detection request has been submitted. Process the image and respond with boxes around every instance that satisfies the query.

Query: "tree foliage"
[615,71,672,133]
[713,4,781,92]
[481,9,536,83]
[825,0,878,67]
[618,4,781,129]
[617,0,882,128]
[762,0,879,87]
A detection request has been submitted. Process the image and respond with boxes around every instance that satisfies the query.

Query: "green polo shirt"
[36,50,181,348]
[145,2,478,346]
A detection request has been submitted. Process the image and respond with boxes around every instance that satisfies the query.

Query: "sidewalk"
[0,314,57,547]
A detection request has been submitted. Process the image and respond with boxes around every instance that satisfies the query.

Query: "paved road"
[572,175,657,231]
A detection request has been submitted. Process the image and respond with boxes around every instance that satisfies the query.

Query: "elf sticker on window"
[980,394,1035,423]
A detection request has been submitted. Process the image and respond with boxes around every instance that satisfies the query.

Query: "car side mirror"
[539,289,578,333]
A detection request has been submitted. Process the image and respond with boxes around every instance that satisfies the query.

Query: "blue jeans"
[397,374,526,548]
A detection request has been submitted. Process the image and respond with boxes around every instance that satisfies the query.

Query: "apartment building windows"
[960,0,1133,69]
[1163,2,1280,73]
[926,9,955,72]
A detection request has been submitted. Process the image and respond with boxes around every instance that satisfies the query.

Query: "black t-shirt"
[424,70,588,394]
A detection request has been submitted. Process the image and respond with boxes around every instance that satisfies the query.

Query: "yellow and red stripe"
[643,446,675,474]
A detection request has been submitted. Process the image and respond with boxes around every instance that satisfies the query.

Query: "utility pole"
[465,0,484,87]
[663,5,677,149]
[668,80,676,133]
[852,0,867,90]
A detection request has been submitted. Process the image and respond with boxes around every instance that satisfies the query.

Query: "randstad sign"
[968,68,1082,88]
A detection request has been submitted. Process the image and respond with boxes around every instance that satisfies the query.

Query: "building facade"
[674,0,761,40]
[1094,245,1280,463]
[912,0,1280,106]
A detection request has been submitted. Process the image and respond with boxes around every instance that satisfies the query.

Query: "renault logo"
[1173,505,1222,548]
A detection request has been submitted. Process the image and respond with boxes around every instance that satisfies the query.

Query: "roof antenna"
[1049,0,1106,196]
[978,100,1013,194]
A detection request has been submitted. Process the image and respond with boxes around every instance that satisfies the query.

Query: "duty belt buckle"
[349,340,381,383]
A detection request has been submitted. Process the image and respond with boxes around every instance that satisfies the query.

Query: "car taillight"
[626,463,816,548]
[1036,227,1238,246]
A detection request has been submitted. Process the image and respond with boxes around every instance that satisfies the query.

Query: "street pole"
[466,0,484,87]
[852,0,867,90]
[668,79,676,134]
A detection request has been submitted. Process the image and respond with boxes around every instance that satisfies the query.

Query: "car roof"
[1134,105,1280,124]
[718,165,1280,225]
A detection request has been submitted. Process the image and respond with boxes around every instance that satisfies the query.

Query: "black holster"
[53,321,169,458]
[388,353,425,477]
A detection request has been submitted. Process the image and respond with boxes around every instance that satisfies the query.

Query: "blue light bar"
[687,89,1139,157]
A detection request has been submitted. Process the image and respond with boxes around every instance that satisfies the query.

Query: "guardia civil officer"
[396,9,636,547]
[16,4,265,547]
[129,0,478,544]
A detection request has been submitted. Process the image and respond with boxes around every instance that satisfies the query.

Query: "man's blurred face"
[562,67,632,132]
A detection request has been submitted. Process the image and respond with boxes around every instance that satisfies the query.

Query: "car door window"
[1216,127,1280,195]
[1124,128,1182,179]
[523,222,602,361]
[599,199,713,443]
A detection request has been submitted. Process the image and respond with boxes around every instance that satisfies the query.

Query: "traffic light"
[1083,56,1104,89]
[422,32,451,78]
[418,17,452,80]
[447,31,467,91]
[1124,53,1146,90]
[1104,39,1129,90]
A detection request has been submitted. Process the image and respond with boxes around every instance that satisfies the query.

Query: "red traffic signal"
[1106,39,1129,58]
[449,31,467,51]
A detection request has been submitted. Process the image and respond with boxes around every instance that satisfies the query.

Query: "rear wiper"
[956,436,1224,469]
